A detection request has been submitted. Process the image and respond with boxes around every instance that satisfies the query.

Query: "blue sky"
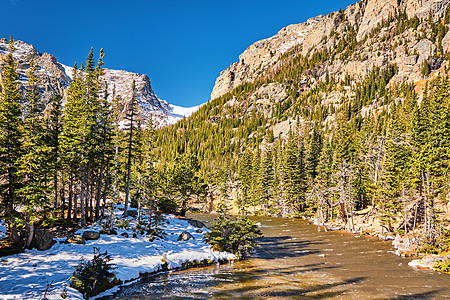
[1,0,355,107]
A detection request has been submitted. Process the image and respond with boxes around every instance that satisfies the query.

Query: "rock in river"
[187,219,206,229]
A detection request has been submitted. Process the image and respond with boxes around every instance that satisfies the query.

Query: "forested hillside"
[154,1,450,251]
[2,0,450,258]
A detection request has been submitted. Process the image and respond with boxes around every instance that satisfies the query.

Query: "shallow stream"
[111,214,450,299]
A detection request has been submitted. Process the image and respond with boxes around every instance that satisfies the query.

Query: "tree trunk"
[80,166,86,226]
[114,137,119,199]
[53,170,58,209]
[95,163,104,221]
[60,182,65,219]
[73,194,78,222]
[101,166,110,219]
[86,159,92,222]
[138,201,141,224]
[25,222,34,249]
[124,110,134,218]
[67,175,73,220]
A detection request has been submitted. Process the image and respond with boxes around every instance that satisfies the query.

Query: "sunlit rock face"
[210,0,450,101]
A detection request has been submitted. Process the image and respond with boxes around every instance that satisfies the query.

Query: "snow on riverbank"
[0,211,234,299]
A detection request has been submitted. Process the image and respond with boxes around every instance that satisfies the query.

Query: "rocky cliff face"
[210,0,450,100]
[0,38,191,127]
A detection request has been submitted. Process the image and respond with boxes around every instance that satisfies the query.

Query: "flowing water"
[112,214,450,299]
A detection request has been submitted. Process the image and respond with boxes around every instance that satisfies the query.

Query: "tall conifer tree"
[0,37,24,242]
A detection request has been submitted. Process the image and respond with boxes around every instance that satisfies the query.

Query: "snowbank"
[408,255,450,271]
[0,212,234,299]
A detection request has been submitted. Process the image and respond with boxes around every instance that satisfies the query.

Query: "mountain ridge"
[210,0,450,101]
[0,38,198,127]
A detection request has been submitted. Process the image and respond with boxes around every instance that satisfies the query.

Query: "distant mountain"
[0,38,199,127]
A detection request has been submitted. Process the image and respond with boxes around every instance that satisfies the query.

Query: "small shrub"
[70,248,121,299]
[160,254,169,271]
[204,202,263,260]
[434,259,450,274]
[181,259,215,269]
[147,228,166,241]
[146,215,167,241]
[116,219,129,229]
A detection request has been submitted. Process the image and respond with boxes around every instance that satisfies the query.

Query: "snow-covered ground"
[0,208,234,299]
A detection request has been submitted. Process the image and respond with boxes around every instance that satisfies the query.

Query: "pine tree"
[237,149,253,206]
[124,80,138,217]
[17,58,50,248]
[250,147,261,206]
[257,147,274,211]
[282,132,307,214]
[0,36,24,242]
[411,84,431,192]
[61,63,86,223]
[171,153,206,215]
[140,124,157,217]
[305,126,322,182]
[111,87,121,200]
[428,77,450,192]
[378,116,411,230]
[421,59,430,77]
[47,94,63,212]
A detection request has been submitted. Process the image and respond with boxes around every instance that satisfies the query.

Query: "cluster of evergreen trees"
[0,37,205,248]
[152,10,450,249]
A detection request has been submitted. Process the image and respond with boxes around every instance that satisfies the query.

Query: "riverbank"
[311,206,450,273]
[0,207,234,299]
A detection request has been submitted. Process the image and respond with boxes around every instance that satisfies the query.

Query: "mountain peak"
[0,38,199,127]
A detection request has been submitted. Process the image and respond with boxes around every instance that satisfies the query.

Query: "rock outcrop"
[210,0,450,101]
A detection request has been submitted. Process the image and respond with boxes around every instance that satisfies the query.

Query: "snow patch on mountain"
[61,64,73,79]
[168,103,201,118]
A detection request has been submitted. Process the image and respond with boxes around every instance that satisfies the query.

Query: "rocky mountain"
[153,0,450,211]
[211,0,450,101]
[0,38,196,127]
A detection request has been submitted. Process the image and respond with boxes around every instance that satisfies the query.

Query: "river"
[111,214,450,299]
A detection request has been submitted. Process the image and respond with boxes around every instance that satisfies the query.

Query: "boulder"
[127,210,138,218]
[187,219,206,229]
[400,55,418,66]
[82,231,100,240]
[195,229,203,234]
[31,229,55,251]
[177,231,195,242]
[413,39,435,59]
[66,235,85,244]
[121,232,129,238]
